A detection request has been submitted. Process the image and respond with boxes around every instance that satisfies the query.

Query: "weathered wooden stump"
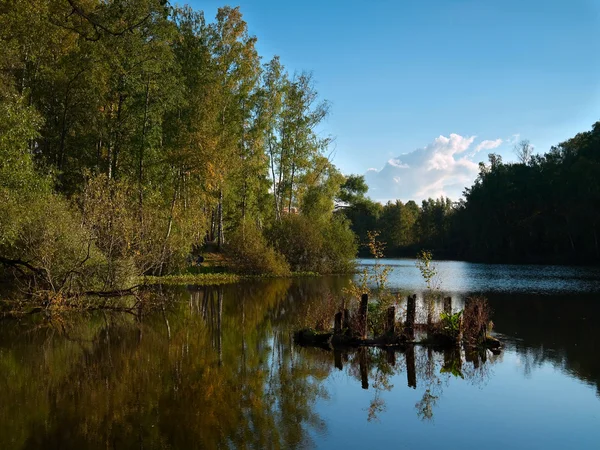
[343,308,350,331]
[443,296,452,315]
[404,294,416,341]
[334,311,343,334]
[386,306,396,334]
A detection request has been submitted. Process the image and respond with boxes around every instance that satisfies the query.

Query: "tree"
[514,139,534,164]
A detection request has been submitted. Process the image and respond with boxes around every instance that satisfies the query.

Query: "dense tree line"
[0,0,356,297]
[341,122,600,264]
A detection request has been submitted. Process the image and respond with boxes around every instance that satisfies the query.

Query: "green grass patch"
[141,273,242,286]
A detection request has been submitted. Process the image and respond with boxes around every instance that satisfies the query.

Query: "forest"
[341,124,600,264]
[2,1,599,305]
[0,0,360,299]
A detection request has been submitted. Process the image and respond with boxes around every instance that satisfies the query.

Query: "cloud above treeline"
[365,134,503,203]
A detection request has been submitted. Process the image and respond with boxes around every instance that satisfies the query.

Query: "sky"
[187,0,600,203]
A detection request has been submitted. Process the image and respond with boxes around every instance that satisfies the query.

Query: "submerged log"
[294,329,332,348]
[484,335,502,350]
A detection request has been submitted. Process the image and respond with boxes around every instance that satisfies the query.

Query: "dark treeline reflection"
[487,294,600,397]
[0,279,598,448]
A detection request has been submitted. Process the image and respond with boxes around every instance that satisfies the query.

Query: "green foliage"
[0,1,360,301]
[226,221,290,276]
[0,93,45,193]
[0,191,131,294]
[142,273,242,286]
[415,250,439,291]
[439,311,462,337]
[416,249,441,328]
[345,231,398,336]
[268,214,357,274]
[336,174,369,205]
[80,173,200,276]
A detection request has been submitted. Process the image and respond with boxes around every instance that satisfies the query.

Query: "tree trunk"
[288,161,295,213]
[138,77,150,224]
[159,174,178,275]
[112,93,125,180]
[217,188,224,251]
[268,135,280,221]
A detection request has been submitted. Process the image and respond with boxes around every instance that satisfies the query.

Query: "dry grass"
[462,296,492,345]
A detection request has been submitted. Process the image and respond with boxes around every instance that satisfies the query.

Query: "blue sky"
[187,0,600,202]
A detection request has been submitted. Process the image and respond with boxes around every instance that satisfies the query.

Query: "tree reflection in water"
[308,343,499,422]
[1,277,597,449]
[0,280,338,450]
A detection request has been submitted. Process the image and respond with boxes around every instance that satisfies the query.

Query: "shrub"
[79,173,203,276]
[0,191,131,296]
[225,221,290,276]
[268,214,357,274]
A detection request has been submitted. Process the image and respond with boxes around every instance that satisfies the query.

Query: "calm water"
[1,260,600,449]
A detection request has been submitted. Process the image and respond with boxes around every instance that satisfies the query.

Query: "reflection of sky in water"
[357,258,600,295]
[312,347,600,450]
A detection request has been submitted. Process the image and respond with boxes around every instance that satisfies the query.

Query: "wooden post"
[359,294,369,339]
[406,345,417,388]
[343,308,350,331]
[386,306,396,334]
[404,294,416,341]
[443,296,452,315]
[334,349,343,370]
[359,347,369,389]
[334,311,343,335]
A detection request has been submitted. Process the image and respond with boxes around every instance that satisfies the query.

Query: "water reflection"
[0,280,333,449]
[0,271,599,449]
[302,344,498,423]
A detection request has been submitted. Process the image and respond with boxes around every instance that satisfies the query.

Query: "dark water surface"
[1,260,600,449]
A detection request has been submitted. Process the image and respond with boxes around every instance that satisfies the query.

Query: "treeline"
[339,187,453,258]
[0,1,357,297]
[341,122,600,264]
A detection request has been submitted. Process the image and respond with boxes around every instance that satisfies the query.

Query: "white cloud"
[506,133,521,145]
[365,134,503,203]
[388,158,410,169]
[475,138,503,152]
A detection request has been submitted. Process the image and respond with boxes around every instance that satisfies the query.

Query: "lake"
[1,259,599,449]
